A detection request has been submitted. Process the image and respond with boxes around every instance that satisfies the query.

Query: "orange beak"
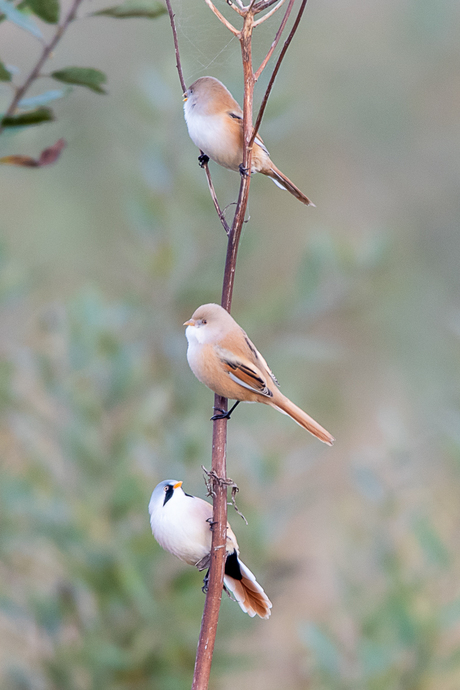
[183,319,195,327]
[183,94,188,102]
[173,481,183,489]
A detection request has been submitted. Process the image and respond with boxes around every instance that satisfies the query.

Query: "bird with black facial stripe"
[149,480,272,619]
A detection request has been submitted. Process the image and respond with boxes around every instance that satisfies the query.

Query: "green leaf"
[1,107,54,128]
[0,61,11,82]
[24,0,59,23]
[0,0,43,38]
[92,0,166,19]
[51,67,107,94]
[19,88,71,109]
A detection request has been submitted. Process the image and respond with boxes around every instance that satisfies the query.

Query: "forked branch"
[254,0,294,77]
[252,0,308,146]
[164,2,308,688]
[253,0,287,28]
[203,0,240,35]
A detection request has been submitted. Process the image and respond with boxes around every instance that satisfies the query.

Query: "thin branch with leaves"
[0,0,166,161]
[0,0,84,138]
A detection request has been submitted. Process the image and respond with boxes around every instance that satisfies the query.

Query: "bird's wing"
[193,495,214,521]
[225,110,270,156]
[216,346,274,398]
[244,335,280,389]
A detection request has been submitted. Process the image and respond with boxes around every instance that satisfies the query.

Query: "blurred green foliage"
[0,282,203,689]
[1,0,460,688]
[301,504,460,690]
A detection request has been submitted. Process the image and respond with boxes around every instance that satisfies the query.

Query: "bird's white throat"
[185,324,212,346]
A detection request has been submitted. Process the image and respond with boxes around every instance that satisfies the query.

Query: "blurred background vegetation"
[1,0,460,687]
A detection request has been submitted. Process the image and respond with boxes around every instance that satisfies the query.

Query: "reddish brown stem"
[164,1,306,687]
[254,0,295,80]
[191,402,228,690]
[164,0,187,93]
[191,12,255,690]
[251,0,308,148]
[202,161,231,236]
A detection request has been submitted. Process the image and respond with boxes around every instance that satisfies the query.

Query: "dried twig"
[164,0,227,237]
[227,0,246,18]
[253,0,287,28]
[202,466,248,524]
[254,0,293,74]
[253,0,283,13]
[164,0,186,93]
[0,0,85,137]
[202,161,231,236]
[203,0,240,36]
[251,0,308,147]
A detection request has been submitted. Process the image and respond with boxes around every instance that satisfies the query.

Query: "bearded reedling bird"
[183,76,314,206]
[184,303,334,445]
[149,480,272,619]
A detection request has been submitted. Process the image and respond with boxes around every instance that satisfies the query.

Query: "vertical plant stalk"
[164,2,306,688]
[192,13,255,689]
[0,0,84,136]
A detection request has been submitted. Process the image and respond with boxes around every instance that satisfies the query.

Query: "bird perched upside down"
[149,480,272,619]
[183,76,314,206]
[184,303,334,445]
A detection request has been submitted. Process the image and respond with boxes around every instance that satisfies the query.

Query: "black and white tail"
[224,551,272,619]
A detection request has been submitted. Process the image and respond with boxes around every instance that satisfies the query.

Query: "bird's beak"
[183,319,195,327]
[183,93,188,102]
[173,481,183,489]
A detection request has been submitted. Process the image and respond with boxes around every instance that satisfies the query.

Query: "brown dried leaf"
[0,138,66,167]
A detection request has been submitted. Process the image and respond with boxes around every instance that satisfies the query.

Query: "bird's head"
[149,480,184,514]
[184,303,234,345]
[183,76,234,116]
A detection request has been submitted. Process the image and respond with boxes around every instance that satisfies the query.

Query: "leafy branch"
[0,0,84,138]
[0,0,166,163]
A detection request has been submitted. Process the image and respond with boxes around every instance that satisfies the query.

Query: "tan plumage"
[149,480,272,619]
[183,76,314,206]
[184,303,334,446]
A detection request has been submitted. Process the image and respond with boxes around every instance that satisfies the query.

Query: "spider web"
[173,0,239,82]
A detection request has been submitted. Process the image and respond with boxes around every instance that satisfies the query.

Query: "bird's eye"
[164,486,168,492]
[202,319,207,325]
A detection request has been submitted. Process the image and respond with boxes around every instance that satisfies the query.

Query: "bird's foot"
[239,163,249,177]
[211,407,231,420]
[210,400,240,421]
[201,569,210,594]
[198,153,209,168]
[206,517,218,530]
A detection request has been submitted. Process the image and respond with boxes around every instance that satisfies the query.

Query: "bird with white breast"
[149,480,272,619]
[183,76,314,206]
[184,303,334,445]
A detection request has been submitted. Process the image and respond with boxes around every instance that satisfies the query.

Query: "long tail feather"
[271,394,334,445]
[224,560,272,619]
[266,164,315,206]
